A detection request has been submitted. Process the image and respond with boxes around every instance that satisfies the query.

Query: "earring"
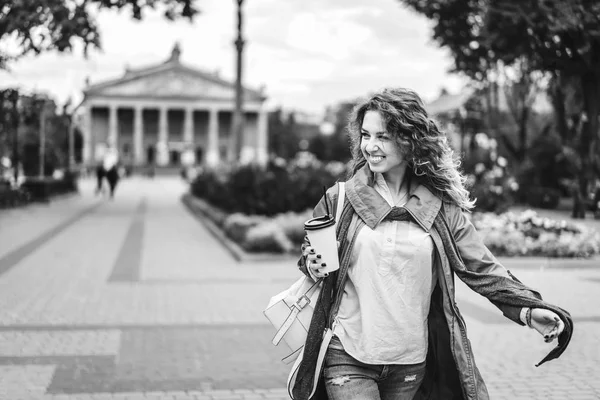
[414,166,426,176]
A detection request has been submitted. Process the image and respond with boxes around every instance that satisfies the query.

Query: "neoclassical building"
[79,44,268,167]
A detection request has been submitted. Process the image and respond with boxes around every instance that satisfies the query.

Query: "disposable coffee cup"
[304,215,339,274]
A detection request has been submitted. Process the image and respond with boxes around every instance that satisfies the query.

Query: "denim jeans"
[323,336,426,400]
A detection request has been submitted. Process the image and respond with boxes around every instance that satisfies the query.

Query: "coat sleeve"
[296,185,339,277]
[445,203,525,325]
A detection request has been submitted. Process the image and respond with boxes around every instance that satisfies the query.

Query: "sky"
[0,0,467,115]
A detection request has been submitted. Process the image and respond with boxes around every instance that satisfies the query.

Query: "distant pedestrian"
[102,145,120,199]
[293,87,573,400]
[94,162,105,196]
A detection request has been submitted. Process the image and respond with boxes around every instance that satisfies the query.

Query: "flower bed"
[472,210,600,258]
[187,194,310,254]
[194,196,600,258]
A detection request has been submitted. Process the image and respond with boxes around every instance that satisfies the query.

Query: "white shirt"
[102,149,119,170]
[333,173,436,364]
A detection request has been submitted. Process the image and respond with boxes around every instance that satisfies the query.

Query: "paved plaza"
[0,176,599,400]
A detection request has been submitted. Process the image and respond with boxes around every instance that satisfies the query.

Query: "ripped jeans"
[323,336,426,400]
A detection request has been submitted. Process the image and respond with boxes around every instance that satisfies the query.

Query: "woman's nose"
[366,139,380,153]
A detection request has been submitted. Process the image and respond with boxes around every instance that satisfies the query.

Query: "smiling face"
[360,110,406,178]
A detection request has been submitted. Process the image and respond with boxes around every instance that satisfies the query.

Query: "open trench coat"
[294,165,573,400]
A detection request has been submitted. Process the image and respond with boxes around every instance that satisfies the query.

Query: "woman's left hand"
[530,308,565,343]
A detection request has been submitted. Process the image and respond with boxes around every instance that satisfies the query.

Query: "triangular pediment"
[85,63,263,102]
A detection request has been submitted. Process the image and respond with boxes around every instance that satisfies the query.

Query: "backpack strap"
[335,182,345,224]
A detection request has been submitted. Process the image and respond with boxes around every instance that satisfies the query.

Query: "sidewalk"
[0,178,598,400]
[0,176,295,400]
[0,178,102,260]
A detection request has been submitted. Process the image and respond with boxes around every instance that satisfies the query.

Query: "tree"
[0,0,198,69]
[309,102,353,162]
[400,0,600,217]
[399,1,543,163]
[499,58,546,162]
[0,88,21,181]
[268,109,301,160]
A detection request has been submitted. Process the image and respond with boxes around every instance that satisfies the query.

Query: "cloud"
[0,0,467,113]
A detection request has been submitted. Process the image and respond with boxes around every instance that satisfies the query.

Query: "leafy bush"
[463,133,518,213]
[187,195,309,254]
[192,193,599,258]
[222,210,309,253]
[272,210,313,245]
[0,186,32,209]
[190,153,348,216]
[222,213,266,245]
[525,187,561,209]
[245,222,294,253]
[20,175,77,202]
[472,210,600,258]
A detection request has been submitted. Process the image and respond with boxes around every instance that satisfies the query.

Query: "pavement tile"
[0,177,599,399]
[0,330,120,356]
[0,365,55,399]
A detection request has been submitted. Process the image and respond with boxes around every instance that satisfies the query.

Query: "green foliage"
[190,153,348,216]
[0,0,198,68]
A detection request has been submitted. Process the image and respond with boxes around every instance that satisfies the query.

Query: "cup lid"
[304,215,335,230]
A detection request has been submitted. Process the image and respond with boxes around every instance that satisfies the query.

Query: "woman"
[294,88,573,400]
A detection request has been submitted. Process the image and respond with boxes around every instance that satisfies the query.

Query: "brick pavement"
[0,176,598,399]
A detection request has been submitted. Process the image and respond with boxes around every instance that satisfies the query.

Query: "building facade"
[79,44,268,168]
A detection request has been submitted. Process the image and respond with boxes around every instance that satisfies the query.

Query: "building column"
[256,107,268,166]
[83,105,92,164]
[157,105,169,166]
[183,107,194,144]
[158,106,168,144]
[108,104,118,146]
[133,105,144,165]
[206,108,220,166]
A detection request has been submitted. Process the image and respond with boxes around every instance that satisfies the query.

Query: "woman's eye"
[361,132,369,138]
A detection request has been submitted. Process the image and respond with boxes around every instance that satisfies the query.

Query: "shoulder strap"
[335,182,345,223]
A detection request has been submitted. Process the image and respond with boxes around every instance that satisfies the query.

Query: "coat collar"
[345,164,442,231]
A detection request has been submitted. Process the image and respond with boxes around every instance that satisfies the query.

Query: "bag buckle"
[294,295,310,310]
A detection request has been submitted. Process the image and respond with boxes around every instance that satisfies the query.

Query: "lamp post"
[8,90,20,184]
[230,0,245,163]
[39,99,47,178]
[68,102,81,173]
[68,114,75,171]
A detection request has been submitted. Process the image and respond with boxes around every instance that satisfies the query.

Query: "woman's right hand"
[302,244,329,279]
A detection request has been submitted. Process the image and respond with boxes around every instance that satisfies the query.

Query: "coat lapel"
[346,164,442,231]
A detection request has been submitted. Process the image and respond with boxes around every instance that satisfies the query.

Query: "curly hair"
[347,87,475,211]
